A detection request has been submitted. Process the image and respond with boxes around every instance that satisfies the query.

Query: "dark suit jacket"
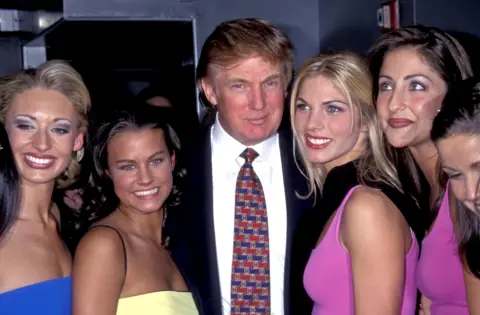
[167,124,313,315]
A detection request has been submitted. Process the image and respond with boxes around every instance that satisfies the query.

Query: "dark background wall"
[62,0,321,70]
[0,37,23,76]
[318,0,381,55]
[1,0,479,81]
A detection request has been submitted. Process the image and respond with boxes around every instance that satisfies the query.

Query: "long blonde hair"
[290,51,401,199]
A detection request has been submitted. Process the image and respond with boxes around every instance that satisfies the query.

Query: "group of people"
[0,17,478,315]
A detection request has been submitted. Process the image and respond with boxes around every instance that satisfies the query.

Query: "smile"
[134,188,159,197]
[25,155,54,164]
[23,154,56,169]
[305,135,332,150]
[307,137,332,145]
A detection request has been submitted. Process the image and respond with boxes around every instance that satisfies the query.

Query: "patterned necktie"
[231,148,270,314]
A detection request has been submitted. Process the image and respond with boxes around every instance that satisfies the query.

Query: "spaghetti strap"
[88,225,128,277]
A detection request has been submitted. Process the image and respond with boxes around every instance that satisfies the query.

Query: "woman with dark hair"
[369,25,473,314]
[0,60,90,315]
[72,110,198,315]
[0,122,19,238]
[432,77,480,314]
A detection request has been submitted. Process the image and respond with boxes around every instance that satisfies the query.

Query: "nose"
[306,109,325,131]
[387,88,407,113]
[32,129,52,152]
[465,176,480,204]
[248,86,267,111]
[137,165,154,186]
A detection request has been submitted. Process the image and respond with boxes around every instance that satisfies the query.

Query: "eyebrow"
[379,74,433,83]
[115,150,166,164]
[228,73,282,85]
[261,73,282,84]
[296,97,348,106]
[14,114,72,124]
[471,161,480,168]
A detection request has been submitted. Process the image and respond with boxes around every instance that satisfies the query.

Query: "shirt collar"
[211,114,278,165]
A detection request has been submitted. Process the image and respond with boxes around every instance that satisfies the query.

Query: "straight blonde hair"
[290,51,401,199]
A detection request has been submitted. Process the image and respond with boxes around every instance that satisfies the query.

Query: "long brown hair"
[432,77,480,279]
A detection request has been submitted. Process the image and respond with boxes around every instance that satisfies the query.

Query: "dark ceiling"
[0,0,61,11]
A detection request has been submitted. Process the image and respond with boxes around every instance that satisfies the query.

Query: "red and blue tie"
[231,148,270,314]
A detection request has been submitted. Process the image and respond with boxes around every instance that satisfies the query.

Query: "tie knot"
[240,148,259,164]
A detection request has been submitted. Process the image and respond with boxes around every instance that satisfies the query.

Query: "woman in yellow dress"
[72,109,198,315]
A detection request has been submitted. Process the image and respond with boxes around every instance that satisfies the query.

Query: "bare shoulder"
[344,186,400,219]
[342,186,405,246]
[75,225,125,263]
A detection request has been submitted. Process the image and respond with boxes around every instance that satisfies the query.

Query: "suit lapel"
[278,127,312,314]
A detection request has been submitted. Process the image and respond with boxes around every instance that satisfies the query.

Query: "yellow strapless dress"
[116,291,198,315]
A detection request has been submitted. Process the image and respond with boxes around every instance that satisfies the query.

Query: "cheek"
[450,181,466,201]
[54,136,76,154]
[156,165,174,186]
[375,94,390,118]
[409,95,442,119]
[111,173,135,198]
[266,90,285,109]
[294,113,308,135]
[6,128,27,149]
[328,116,352,138]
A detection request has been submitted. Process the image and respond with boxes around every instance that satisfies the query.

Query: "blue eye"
[379,82,392,91]
[151,158,165,165]
[16,124,33,130]
[120,165,135,171]
[232,83,243,89]
[52,128,70,135]
[295,103,310,111]
[326,105,342,113]
[410,81,426,91]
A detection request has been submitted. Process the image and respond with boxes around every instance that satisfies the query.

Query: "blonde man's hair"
[0,59,91,188]
[196,18,294,108]
[290,51,401,199]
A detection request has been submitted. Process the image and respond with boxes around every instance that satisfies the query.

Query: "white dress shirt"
[210,116,288,315]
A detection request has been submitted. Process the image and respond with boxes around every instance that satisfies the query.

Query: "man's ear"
[201,78,218,106]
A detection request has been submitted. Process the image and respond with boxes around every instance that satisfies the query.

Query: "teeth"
[307,137,331,145]
[26,155,53,164]
[134,188,158,196]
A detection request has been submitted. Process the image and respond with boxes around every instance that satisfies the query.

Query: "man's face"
[201,56,286,146]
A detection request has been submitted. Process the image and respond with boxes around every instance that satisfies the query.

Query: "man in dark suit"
[168,18,312,315]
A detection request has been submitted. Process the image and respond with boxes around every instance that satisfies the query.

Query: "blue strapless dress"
[0,276,71,315]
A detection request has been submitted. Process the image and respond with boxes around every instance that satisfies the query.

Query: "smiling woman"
[0,60,91,315]
[72,109,198,315]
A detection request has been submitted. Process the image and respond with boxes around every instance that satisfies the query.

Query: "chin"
[21,169,63,182]
[306,153,331,165]
[384,135,413,149]
[20,175,57,185]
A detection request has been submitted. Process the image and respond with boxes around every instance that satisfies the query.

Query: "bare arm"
[464,264,480,314]
[72,227,126,315]
[342,188,408,315]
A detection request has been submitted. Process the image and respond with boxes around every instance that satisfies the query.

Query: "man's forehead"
[211,56,282,80]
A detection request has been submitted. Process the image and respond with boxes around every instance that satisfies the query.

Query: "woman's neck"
[409,140,440,198]
[118,205,165,245]
[18,180,56,224]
